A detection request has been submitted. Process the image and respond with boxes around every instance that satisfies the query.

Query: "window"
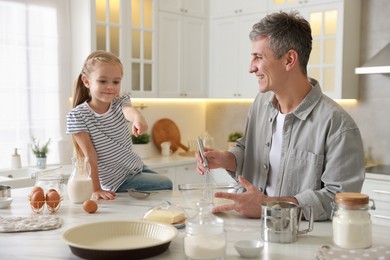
[0,0,70,169]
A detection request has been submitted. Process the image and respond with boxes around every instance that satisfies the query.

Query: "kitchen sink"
[0,165,71,189]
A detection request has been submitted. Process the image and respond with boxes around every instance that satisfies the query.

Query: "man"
[197,11,365,221]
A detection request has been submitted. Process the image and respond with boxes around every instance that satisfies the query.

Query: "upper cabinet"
[88,0,361,100]
[267,0,361,99]
[157,0,208,98]
[93,0,157,97]
[212,0,268,18]
[159,0,207,18]
[209,1,267,98]
[268,0,325,11]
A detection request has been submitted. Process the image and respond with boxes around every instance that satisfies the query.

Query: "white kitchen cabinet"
[268,0,361,99]
[157,8,208,98]
[175,164,204,186]
[268,0,326,11]
[153,162,203,190]
[153,166,176,185]
[361,175,390,227]
[159,0,207,18]
[209,12,265,98]
[154,163,235,190]
[211,0,268,18]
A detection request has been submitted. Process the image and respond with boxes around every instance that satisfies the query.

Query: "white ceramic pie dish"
[62,220,178,259]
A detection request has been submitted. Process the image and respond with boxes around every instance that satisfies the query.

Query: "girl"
[66,50,172,200]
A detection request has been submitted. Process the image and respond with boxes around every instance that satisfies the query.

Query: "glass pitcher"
[67,157,93,204]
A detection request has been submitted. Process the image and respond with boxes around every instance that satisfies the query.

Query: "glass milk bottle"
[332,192,376,249]
[67,157,93,204]
[184,201,226,260]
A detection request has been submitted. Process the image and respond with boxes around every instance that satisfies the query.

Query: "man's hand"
[212,176,265,218]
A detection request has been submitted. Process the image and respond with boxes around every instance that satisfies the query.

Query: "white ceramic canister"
[161,141,172,156]
[332,192,376,249]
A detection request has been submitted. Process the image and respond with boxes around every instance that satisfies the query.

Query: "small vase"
[36,157,47,169]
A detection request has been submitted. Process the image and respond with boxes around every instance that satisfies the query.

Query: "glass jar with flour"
[332,192,376,249]
[184,201,226,260]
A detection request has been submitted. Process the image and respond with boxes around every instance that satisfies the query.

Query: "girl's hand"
[92,189,116,200]
[132,115,148,136]
[122,106,148,135]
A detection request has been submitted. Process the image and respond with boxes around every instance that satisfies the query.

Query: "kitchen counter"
[143,153,197,168]
[366,165,390,181]
[1,187,390,260]
[0,154,198,189]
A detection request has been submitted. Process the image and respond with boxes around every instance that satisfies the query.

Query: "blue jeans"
[116,166,173,192]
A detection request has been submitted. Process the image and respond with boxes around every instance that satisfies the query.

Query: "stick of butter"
[144,210,185,224]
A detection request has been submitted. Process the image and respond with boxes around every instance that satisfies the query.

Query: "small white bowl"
[234,239,263,258]
[0,197,13,209]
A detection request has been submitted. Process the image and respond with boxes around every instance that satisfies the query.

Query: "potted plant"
[131,133,150,144]
[31,137,51,169]
[131,133,152,159]
[227,131,243,148]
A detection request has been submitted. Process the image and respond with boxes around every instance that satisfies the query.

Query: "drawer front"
[371,214,390,227]
[154,166,176,187]
[175,163,204,186]
[362,178,390,226]
[362,179,390,202]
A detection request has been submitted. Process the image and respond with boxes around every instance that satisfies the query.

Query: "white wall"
[343,0,390,164]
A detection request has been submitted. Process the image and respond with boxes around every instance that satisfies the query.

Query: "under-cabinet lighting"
[132,98,206,103]
[132,98,254,104]
[334,99,358,106]
[133,98,356,105]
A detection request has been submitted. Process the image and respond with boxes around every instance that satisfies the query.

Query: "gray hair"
[249,11,312,75]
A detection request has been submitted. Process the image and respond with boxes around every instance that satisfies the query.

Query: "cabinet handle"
[372,214,390,220]
[373,189,390,195]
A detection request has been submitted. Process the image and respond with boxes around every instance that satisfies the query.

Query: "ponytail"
[71,50,123,158]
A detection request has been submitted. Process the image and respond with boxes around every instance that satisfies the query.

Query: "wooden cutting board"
[152,118,189,152]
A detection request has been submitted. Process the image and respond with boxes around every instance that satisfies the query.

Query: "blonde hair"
[71,50,123,157]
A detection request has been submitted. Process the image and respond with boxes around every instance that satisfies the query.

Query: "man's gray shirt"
[229,79,365,221]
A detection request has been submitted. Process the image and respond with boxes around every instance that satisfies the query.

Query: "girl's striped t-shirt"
[66,95,143,191]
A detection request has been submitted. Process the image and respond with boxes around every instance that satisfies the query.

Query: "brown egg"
[30,186,44,197]
[45,189,61,208]
[30,190,45,210]
[83,199,98,213]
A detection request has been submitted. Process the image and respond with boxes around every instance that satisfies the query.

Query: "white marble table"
[1,187,390,260]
